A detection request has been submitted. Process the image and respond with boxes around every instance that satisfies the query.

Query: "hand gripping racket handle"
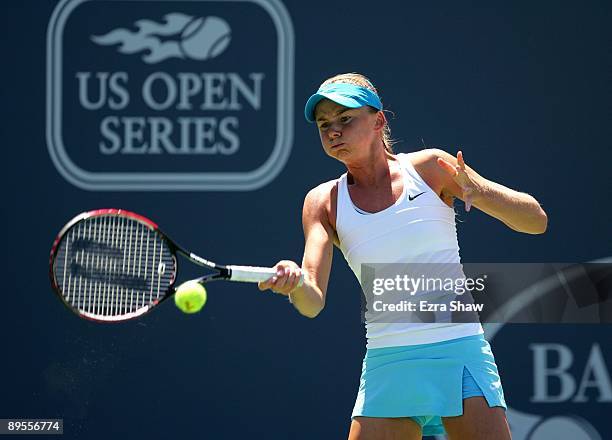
[227,265,304,287]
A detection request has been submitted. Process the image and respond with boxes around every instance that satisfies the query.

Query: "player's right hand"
[258,260,302,296]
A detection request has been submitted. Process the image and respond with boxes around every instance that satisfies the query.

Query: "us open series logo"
[47,0,294,191]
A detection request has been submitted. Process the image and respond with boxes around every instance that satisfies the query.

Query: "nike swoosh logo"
[408,191,426,201]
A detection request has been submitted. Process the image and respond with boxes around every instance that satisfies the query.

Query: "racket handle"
[228,265,304,287]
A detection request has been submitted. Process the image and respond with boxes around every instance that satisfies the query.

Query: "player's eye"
[341,116,352,124]
[318,122,329,130]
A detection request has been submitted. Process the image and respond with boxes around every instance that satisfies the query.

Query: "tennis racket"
[49,209,302,322]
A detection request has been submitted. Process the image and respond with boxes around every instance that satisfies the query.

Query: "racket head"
[49,209,177,322]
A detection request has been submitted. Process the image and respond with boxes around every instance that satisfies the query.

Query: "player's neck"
[346,149,396,188]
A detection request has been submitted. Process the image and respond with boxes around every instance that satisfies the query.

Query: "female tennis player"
[259,73,547,439]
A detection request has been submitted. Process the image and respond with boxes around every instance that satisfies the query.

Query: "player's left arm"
[430,148,548,234]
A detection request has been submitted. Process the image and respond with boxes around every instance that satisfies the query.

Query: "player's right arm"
[258,183,335,318]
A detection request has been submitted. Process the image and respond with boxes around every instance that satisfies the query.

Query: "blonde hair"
[320,73,395,153]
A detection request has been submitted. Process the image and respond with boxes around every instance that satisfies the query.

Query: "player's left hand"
[436,150,481,212]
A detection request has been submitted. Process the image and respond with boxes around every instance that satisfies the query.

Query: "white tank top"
[336,153,483,348]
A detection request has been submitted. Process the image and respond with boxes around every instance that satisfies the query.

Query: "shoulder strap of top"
[397,153,422,182]
[336,172,347,207]
[335,172,350,219]
[397,152,455,210]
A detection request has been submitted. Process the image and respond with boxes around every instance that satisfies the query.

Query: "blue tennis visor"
[304,83,383,123]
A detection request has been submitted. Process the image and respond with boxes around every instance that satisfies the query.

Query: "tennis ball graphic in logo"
[180,17,231,61]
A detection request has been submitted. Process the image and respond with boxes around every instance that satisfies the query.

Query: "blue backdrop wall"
[1,1,611,439]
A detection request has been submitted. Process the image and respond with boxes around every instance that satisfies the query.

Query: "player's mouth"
[330,143,345,149]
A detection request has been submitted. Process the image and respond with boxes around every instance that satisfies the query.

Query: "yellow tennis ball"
[174,281,207,314]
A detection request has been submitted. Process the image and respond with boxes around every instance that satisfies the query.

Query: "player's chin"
[326,147,349,160]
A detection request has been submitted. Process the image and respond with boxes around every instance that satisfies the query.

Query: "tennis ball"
[180,16,231,60]
[174,281,207,314]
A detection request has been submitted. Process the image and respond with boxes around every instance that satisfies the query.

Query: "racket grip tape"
[228,265,304,287]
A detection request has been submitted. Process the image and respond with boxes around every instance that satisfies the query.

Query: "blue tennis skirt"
[351,333,507,437]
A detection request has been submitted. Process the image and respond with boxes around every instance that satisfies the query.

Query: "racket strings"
[53,215,175,318]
